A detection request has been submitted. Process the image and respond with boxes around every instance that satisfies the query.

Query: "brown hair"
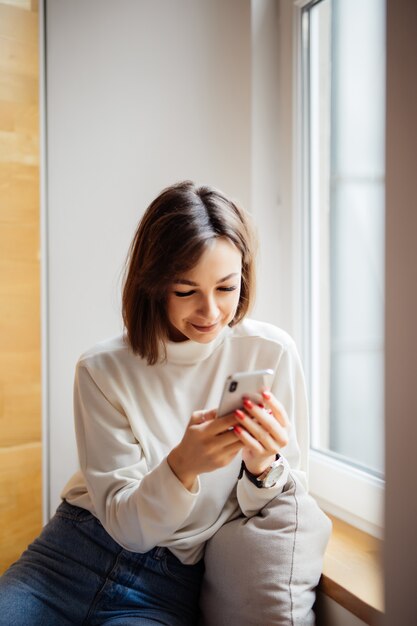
[122,180,257,364]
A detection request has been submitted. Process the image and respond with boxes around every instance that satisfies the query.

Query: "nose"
[197,294,220,322]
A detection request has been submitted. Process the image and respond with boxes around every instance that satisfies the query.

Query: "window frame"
[291,0,385,537]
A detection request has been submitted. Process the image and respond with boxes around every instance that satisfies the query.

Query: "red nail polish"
[262,390,271,400]
[243,398,253,409]
[257,403,265,408]
[234,425,243,434]
[235,409,245,420]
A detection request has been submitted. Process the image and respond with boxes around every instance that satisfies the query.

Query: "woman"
[0,181,308,625]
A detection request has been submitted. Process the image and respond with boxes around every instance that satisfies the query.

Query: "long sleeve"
[62,321,310,564]
[73,362,201,552]
[236,337,309,517]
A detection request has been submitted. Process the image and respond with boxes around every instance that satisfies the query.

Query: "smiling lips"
[190,321,219,333]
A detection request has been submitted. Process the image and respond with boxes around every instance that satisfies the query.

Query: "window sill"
[318,515,384,625]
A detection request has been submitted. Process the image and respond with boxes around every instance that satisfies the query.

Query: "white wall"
[44,0,290,514]
[44,0,255,513]
[250,0,292,332]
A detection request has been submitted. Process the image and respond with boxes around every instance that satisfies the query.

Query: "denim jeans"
[0,501,205,625]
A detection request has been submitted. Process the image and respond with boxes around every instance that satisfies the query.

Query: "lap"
[98,618,175,626]
[0,501,204,626]
[100,617,170,626]
[0,502,117,625]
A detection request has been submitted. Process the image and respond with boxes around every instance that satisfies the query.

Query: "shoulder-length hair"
[122,180,257,364]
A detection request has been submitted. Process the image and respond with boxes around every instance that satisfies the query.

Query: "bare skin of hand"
[233,390,290,476]
[167,410,243,490]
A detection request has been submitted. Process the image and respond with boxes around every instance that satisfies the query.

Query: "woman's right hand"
[167,410,243,490]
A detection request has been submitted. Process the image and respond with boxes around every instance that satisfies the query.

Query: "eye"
[174,290,195,298]
[218,286,238,292]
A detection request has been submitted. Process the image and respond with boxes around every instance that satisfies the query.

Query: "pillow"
[198,474,332,626]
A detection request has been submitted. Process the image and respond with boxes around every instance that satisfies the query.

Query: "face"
[166,237,242,343]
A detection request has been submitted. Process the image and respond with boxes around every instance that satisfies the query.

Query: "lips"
[190,321,219,333]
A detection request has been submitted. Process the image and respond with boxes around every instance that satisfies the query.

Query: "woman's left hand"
[233,390,290,476]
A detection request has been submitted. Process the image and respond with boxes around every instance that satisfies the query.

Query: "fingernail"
[243,398,253,409]
[257,403,264,408]
[233,425,243,434]
[235,409,245,420]
[262,390,271,400]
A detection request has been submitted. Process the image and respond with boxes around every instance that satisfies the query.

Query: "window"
[297,0,386,535]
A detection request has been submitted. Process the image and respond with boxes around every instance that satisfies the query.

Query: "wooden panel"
[0,0,41,570]
[1,223,39,262]
[0,130,38,163]
[0,378,41,446]
[0,30,38,76]
[1,0,32,10]
[0,163,39,220]
[0,444,42,573]
[0,68,37,104]
[0,4,38,43]
[0,101,39,134]
[0,7,38,51]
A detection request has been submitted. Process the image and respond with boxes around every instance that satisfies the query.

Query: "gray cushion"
[199,474,332,626]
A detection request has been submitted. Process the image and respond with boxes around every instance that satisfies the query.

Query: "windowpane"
[303,0,385,476]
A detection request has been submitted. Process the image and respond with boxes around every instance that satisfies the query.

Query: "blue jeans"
[0,501,204,625]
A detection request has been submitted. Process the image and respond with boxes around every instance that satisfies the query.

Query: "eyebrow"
[173,272,240,286]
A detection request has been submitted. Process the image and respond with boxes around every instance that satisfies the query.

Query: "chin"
[192,332,219,344]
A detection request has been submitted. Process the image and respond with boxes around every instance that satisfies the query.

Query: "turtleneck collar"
[161,324,232,365]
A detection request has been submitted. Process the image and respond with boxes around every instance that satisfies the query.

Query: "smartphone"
[217,369,274,417]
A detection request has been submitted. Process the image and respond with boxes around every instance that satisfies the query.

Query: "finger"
[235,409,285,451]
[261,391,291,429]
[216,428,244,447]
[233,424,265,454]
[211,439,245,467]
[190,409,217,425]
[223,439,245,456]
[202,408,217,422]
[208,412,238,435]
[190,410,207,425]
[238,399,289,447]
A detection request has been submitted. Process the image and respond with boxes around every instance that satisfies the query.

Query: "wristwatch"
[240,454,286,489]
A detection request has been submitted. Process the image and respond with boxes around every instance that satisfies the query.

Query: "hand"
[233,390,290,476]
[167,409,243,490]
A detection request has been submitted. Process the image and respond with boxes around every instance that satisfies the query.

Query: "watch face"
[263,461,285,487]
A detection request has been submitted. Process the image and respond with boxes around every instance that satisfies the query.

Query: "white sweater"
[61,318,309,564]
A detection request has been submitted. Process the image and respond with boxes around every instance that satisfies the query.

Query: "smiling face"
[166,237,242,343]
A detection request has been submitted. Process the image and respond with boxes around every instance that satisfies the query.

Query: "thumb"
[190,408,217,425]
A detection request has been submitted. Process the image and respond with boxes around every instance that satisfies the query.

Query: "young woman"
[0,181,308,626]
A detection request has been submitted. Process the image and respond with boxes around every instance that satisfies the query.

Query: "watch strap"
[238,454,281,488]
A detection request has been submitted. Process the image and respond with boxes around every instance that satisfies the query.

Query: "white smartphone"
[217,369,274,417]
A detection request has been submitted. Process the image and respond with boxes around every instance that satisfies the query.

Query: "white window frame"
[291,0,384,538]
